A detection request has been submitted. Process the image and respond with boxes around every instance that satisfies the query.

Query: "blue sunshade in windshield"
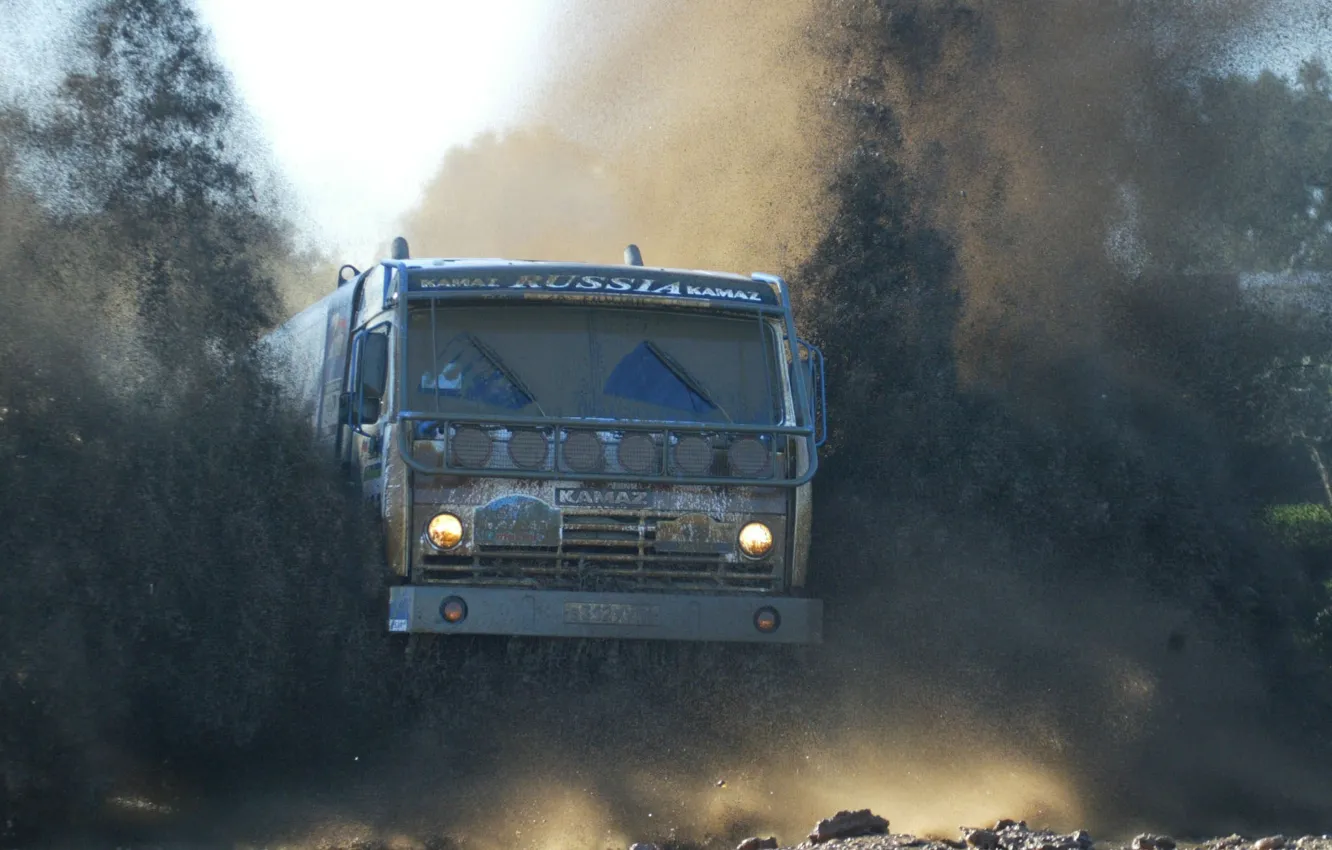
[604,342,716,416]
[419,336,530,410]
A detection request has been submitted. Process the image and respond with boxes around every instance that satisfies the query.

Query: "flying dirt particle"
[402,0,832,277]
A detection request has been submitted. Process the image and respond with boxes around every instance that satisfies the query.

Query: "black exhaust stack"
[624,244,643,266]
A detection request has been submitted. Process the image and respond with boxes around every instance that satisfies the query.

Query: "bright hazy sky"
[194,0,556,259]
[1,1,1327,265]
[0,0,555,259]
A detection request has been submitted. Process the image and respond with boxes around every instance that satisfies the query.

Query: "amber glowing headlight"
[426,513,464,550]
[737,522,774,559]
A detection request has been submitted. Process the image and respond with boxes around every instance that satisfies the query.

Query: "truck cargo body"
[262,255,826,644]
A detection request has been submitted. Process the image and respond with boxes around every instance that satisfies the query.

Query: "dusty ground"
[768,835,1332,850]
[679,819,1331,850]
[69,804,1332,850]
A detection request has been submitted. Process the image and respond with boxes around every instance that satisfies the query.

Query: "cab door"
[347,322,392,502]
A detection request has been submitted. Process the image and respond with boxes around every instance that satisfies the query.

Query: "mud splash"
[401,0,832,276]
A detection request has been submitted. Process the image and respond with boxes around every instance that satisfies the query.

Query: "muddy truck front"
[269,242,827,644]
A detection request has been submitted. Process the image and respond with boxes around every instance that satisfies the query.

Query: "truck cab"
[264,242,826,643]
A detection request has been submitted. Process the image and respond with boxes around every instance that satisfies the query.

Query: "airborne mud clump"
[402,0,833,275]
[0,1,393,843]
[792,0,1332,831]
[4,0,1332,848]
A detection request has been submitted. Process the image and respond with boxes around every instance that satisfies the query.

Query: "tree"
[0,2,389,841]
[7,0,286,358]
[1250,352,1332,508]
[1141,60,1332,274]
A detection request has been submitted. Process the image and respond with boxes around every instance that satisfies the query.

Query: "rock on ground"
[770,819,1332,850]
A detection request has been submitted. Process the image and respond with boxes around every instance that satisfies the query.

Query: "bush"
[1261,503,1332,550]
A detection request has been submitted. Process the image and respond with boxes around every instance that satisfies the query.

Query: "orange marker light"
[754,607,780,633]
[441,596,468,624]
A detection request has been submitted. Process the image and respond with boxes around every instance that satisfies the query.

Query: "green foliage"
[1316,581,1332,655]
[1261,503,1332,548]
[1250,356,1332,440]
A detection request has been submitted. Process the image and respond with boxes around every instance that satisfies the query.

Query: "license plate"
[564,601,660,627]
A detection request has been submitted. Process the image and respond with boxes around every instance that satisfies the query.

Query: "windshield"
[407,304,785,425]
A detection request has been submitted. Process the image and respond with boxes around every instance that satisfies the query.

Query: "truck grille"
[420,509,780,592]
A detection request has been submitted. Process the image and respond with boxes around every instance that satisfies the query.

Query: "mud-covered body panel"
[407,475,790,594]
[262,254,824,644]
[389,585,822,643]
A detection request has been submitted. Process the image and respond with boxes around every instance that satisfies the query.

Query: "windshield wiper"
[461,333,548,416]
[644,339,732,423]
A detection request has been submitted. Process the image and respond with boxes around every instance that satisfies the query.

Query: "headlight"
[426,513,464,550]
[738,521,774,559]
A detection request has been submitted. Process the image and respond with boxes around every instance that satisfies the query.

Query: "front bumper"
[388,586,822,644]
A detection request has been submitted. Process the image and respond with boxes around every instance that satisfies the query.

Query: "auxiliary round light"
[728,437,770,476]
[738,521,774,559]
[618,433,658,474]
[564,430,604,473]
[508,429,549,470]
[673,435,713,476]
[451,426,492,468]
[426,513,464,550]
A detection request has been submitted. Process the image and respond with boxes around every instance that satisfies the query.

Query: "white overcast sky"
[0,0,557,259]
[1,0,1327,264]
[193,0,556,259]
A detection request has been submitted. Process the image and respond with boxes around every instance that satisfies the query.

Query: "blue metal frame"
[388,265,821,487]
[400,262,782,307]
[383,262,401,311]
[396,414,816,486]
[796,339,828,448]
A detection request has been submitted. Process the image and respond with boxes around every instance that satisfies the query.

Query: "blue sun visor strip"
[602,341,717,416]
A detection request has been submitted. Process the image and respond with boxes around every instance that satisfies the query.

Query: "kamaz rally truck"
[263,239,827,643]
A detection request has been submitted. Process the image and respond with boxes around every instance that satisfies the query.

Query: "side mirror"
[796,339,827,448]
[350,328,390,435]
[337,264,360,289]
[358,395,382,424]
[359,331,389,399]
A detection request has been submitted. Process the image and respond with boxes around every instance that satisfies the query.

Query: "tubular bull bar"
[396,412,818,486]
[389,586,824,644]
